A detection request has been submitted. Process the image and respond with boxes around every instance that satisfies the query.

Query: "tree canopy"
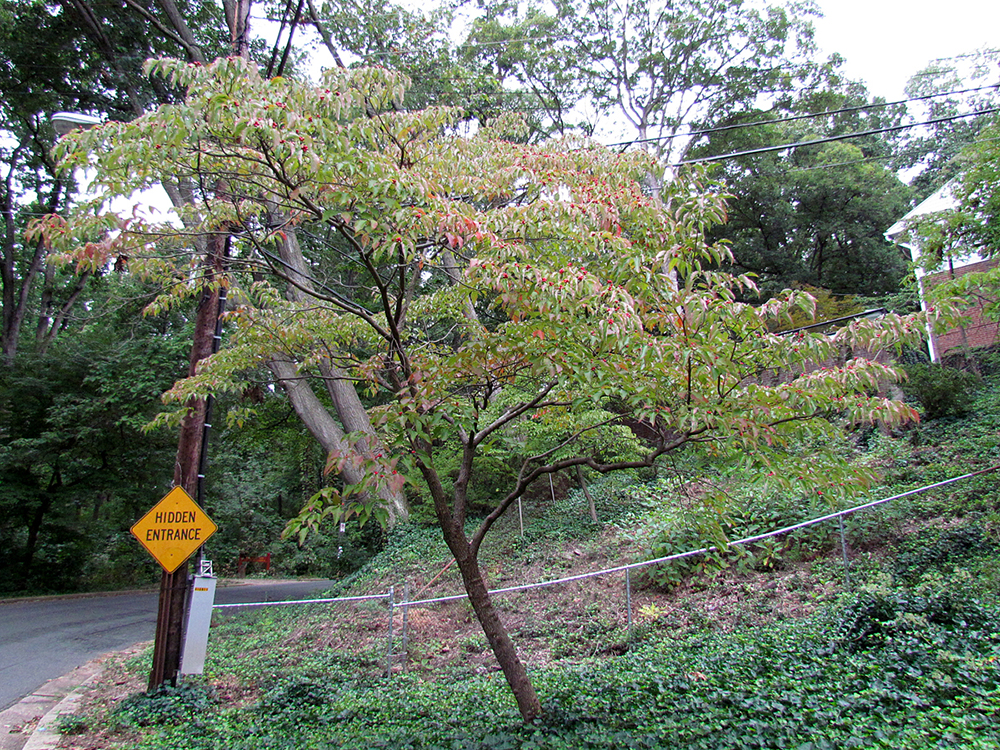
[952,117,1000,253]
[897,48,1000,201]
[689,79,914,295]
[468,0,826,159]
[44,57,929,719]
[0,282,189,591]
[0,0,231,362]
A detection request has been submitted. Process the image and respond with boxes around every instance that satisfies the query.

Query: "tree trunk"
[147,567,189,690]
[270,357,354,457]
[22,493,53,581]
[2,150,63,363]
[269,224,408,523]
[172,238,223,492]
[269,357,408,523]
[35,264,91,355]
[92,491,106,522]
[420,452,540,721]
[442,250,479,325]
[452,544,541,721]
[147,0,244,692]
[222,0,252,58]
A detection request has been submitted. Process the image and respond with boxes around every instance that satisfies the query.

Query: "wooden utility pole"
[147,233,228,689]
[146,0,249,689]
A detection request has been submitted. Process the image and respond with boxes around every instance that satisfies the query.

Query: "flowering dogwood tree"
[40,57,926,720]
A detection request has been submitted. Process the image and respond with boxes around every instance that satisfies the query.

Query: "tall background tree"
[1,0,411,555]
[0,0,231,363]
[457,0,925,300]
[688,75,913,295]
[0,281,190,591]
[0,0,232,595]
[896,47,1000,200]
[463,0,824,159]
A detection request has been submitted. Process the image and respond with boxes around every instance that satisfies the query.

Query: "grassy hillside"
[59,358,1000,749]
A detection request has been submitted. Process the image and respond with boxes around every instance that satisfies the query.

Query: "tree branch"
[472,381,557,446]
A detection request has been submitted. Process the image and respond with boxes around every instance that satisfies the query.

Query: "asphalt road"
[0,578,336,711]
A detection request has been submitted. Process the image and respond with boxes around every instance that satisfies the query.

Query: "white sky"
[269,1,998,103]
[813,0,999,100]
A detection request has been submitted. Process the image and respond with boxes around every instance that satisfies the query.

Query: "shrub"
[833,572,992,653]
[109,682,216,729]
[902,363,980,420]
[892,520,996,582]
[638,481,840,590]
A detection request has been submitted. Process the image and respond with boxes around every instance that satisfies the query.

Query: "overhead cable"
[672,106,1000,167]
[784,134,1000,174]
[606,83,1000,146]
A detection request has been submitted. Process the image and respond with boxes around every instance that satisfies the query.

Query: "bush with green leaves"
[109,682,216,730]
[834,571,992,651]
[637,479,846,589]
[892,519,996,582]
[344,521,450,586]
[902,362,980,420]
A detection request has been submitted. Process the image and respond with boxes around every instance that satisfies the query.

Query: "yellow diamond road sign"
[131,487,217,573]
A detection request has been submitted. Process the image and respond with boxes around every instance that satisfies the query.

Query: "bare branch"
[469,431,702,558]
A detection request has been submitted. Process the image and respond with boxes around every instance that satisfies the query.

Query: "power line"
[782,133,1000,175]
[606,83,1000,147]
[672,107,1000,167]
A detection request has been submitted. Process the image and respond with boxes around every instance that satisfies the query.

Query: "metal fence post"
[401,582,410,673]
[385,586,394,678]
[626,567,633,642]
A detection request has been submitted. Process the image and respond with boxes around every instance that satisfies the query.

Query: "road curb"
[0,662,103,750]
[0,577,336,750]
[21,670,102,750]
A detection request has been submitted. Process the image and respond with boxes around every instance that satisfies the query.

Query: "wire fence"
[212,465,1000,677]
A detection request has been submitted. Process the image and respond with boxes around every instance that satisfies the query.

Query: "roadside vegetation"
[58,352,1000,749]
[2,1,999,743]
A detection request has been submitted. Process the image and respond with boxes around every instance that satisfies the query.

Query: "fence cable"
[213,464,1000,612]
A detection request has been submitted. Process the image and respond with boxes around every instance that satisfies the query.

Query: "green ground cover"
[100,573,1000,749]
[63,355,1000,749]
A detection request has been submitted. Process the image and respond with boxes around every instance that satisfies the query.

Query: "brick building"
[920,258,1000,360]
[886,182,999,362]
